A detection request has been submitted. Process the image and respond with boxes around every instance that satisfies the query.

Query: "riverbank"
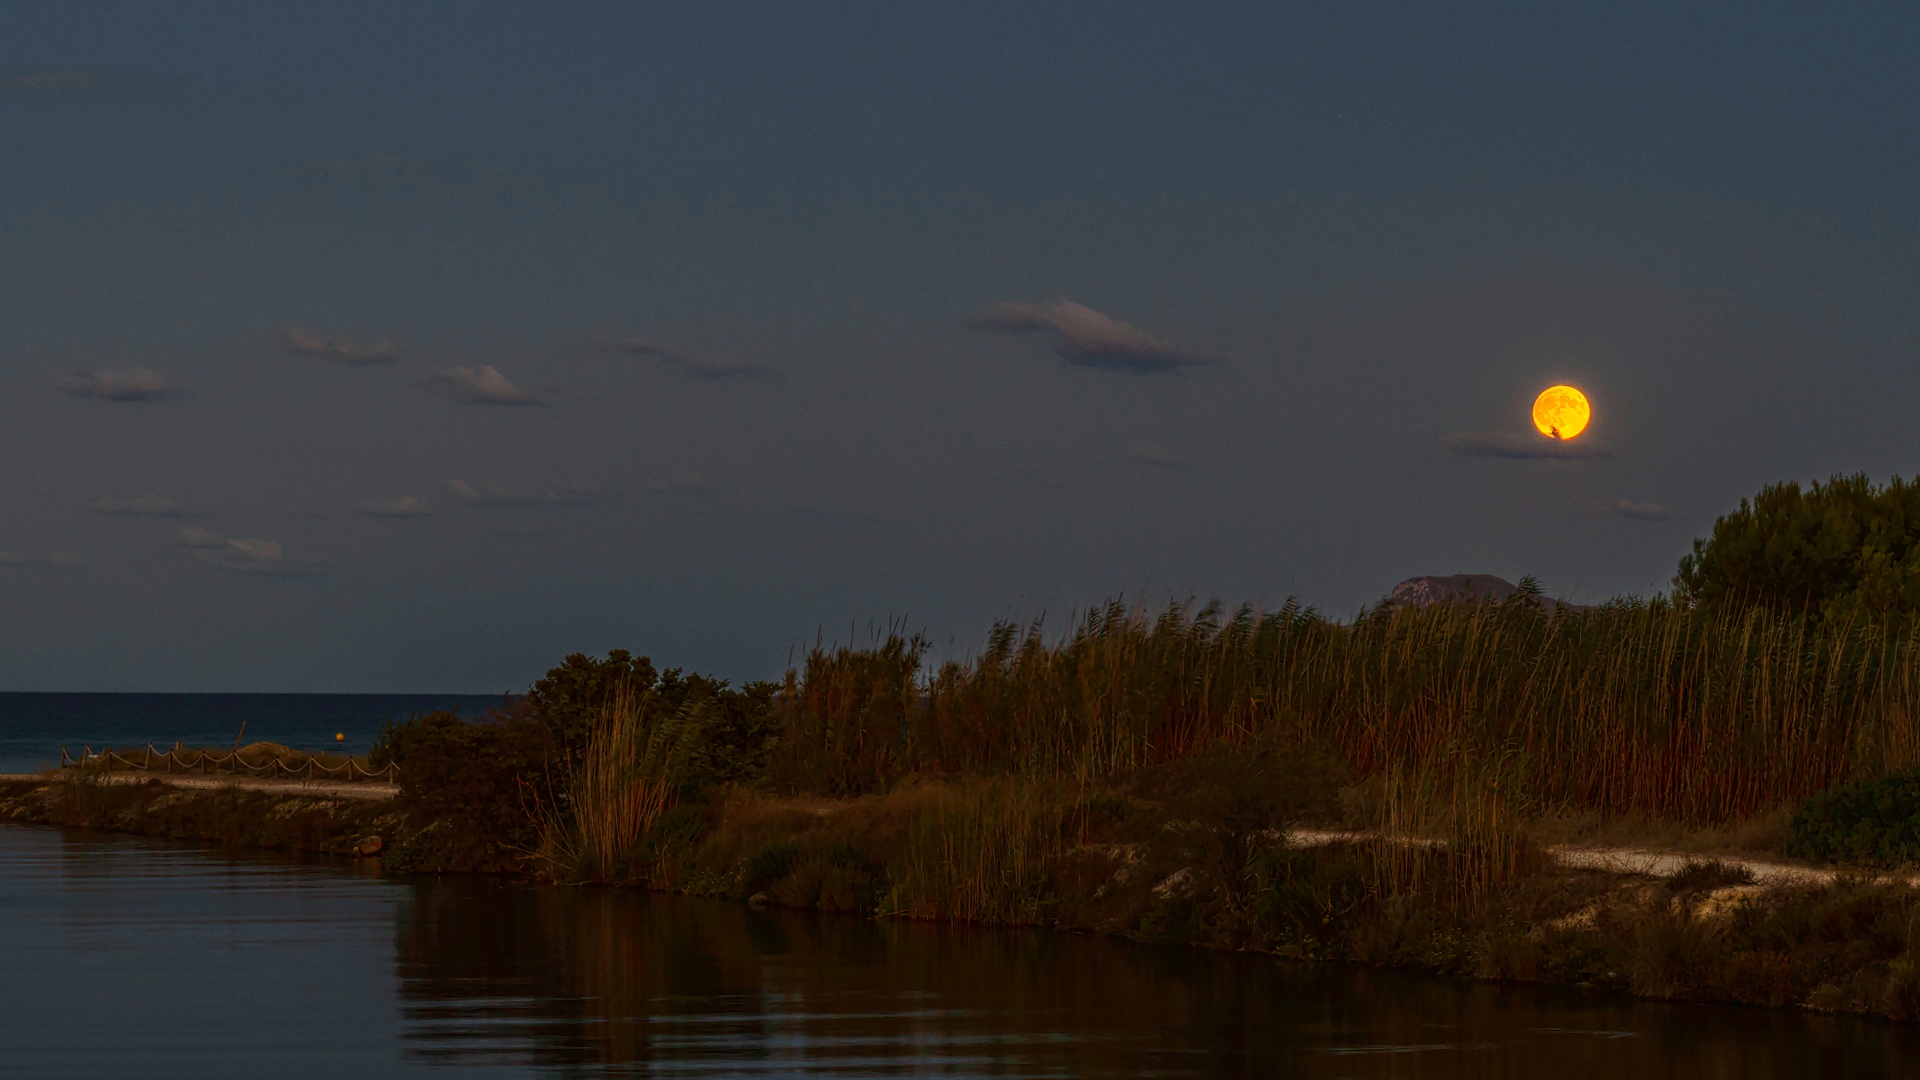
[8,769,1920,1023]
[0,774,397,857]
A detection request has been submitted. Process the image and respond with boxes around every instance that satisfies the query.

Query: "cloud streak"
[95,494,197,518]
[967,299,1211,375]
[56,369,175,402]
[592,336,780,382]
[278,328,398,366]
[1442,432,1611,460]
[359,495,432,518]
[174,527,324,577]
[422,365,540,406]
[0,551,85,570]
[1613,499,1672,521]
[447,479,600,508]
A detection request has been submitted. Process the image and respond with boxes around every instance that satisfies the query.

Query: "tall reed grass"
[548,685,685,878]
[783,597,1920,823]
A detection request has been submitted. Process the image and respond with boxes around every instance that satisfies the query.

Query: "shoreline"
[7,771,1920,1023]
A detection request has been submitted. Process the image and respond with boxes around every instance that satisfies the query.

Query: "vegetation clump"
[1786,771,1920,868]
[1676,472,1920,625]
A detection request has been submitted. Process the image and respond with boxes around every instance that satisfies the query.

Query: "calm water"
[0,827,1914,1078]
[0,692,509,773]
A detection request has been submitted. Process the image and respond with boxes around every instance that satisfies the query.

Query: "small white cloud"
[278,328,398,366]
[1442,432,1611,460]
[423,365,539,406]
[967,299,1211,375]
[95,494,196,517]
[1124,444,1187,470]
[1613,499,1671,521]
[1,73,90,90]
[173,527,322,576]
[592,335,779,382]
[56,369,175,402]
[359,495,432,518]
[447,478,600,508]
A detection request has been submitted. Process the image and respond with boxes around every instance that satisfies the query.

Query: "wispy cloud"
[592,336,780,382]
[1613,499,1672,521]
[358,495,432,518]
[1124,444,1187,470]
[1,73,90,90]
[278,328,398,366]
[0,551,85,570]
[95,494,197,518]
[446,479,600,508]
[56,369,175,402]
[173,527,324,576]
[422,365,540,406]
[967,299,1211,375]
[1442,432,1611,460]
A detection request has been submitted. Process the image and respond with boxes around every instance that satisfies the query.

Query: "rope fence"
[61,744,400,783]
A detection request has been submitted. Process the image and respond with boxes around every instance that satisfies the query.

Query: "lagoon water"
[0,827,1913,1078]
[0,692,509,774]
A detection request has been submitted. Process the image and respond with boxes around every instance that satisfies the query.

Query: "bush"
[1786,771,1920,867]
[529,649,780,788]
[382,710,554,874]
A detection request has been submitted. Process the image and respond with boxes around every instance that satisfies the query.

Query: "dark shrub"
[1786,771,1920,867]
[1668,858,1757,894]
[528,649,781,789]
[528,650,660,769]
[382,710,554,874]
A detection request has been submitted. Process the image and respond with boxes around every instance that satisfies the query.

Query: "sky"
[3,3,1919,692]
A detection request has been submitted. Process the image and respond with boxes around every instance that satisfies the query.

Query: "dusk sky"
[4,4,1919,692]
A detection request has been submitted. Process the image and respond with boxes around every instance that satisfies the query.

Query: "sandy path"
[1285,828,1919,889]
[0,772,397,801]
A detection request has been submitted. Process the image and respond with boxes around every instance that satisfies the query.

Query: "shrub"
[529,649,780,788]
[382,710,553,873]
[1786,771,1920,867]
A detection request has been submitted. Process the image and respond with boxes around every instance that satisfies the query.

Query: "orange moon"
[1531,385,1591,440]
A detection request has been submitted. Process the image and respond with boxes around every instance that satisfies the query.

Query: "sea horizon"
[0,691,514,775]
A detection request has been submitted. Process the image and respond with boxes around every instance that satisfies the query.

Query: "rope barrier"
[59,744,399,782]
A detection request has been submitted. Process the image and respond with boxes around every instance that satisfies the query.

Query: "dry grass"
[544,685,684,879]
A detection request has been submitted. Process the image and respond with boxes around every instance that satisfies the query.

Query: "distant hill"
[1387,574,1581,613]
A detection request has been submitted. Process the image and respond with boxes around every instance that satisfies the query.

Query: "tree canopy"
[1675,473,1920,624]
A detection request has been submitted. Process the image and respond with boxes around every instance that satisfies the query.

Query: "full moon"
[1531,385,1591,440]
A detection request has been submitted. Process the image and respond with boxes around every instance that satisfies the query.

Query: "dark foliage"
[382,710,553,874]
[528,649,781,791]
[528,650,661,769]
[1667,858,1757,894]
[1676,472,1920,624]
[1786,770,1920,868]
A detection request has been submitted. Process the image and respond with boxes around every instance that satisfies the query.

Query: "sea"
[0,692,512,774]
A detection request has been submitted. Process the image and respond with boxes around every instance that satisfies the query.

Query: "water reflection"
[394,879,1920,1078]
[1,826,1914,1079]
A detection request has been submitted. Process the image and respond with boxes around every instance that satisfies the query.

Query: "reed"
[781,596,1920,823]
[553,684,685,879]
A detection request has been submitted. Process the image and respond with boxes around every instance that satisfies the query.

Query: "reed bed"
[549,685,685,878]
[787,598,1920,823]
